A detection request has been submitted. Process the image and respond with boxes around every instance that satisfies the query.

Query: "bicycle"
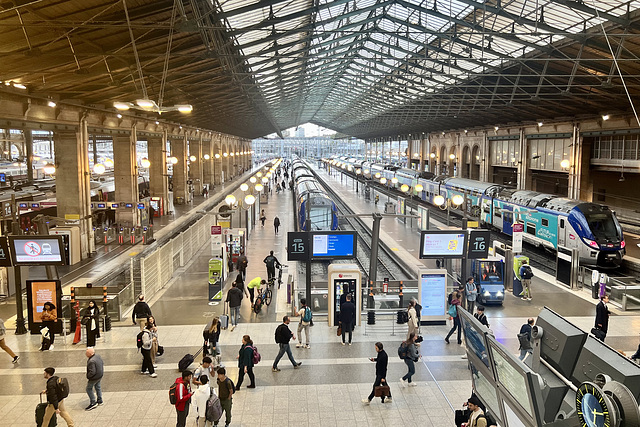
[253,286,272,313]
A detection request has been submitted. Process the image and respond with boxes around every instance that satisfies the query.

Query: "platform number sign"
[467,230,490,259]
[287,232,309,261]
[0,237,12,267]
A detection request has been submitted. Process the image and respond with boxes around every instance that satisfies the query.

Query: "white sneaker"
[399,378,407,387]
[153,365,158,368]
[230,325,235,331]
[361,399,370,405]
[296,343,302,348]
[409,382,418,387]
[49,345,54,351]
[341,342,345,346]
[149,373,158,378]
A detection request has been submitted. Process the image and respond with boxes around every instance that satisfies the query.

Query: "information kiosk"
[417,268,448,325]
[208,258,223,301]
[327,264,361,327]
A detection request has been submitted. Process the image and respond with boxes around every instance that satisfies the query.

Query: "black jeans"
[43,321,55,344]
[249,287,255,304]
[141,348,155,374]
[367,375,391,402]
[86,327,98,347]
[236,366,255,388]
[341,322,353,343]
[176,403,189,427]
[267,266,276,282]
[446,316,462,343]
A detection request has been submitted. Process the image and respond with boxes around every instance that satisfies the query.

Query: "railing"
[578,266,640,311]
[363,310,408,336]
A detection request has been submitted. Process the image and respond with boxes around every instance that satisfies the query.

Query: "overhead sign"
[0,237,12,267]
[311,231,356,259]
[287,232,309,261]
[419,230,468,259]
[512,223,524,253]
[9,235,65,266]
[468,230,490,259]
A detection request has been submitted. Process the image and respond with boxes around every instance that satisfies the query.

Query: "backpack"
[398,342,409,360]
[248,345,261,364]
[302,307,312,322]
[397,310,408,324]
[521,265,533,279]
[56,377,69,399]
[448,304,458,317]
[205,389,223,422]
[169,382,178,405]
[136,331,145,350]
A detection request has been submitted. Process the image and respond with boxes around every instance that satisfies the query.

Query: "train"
[292,159,339,231]
[325,157,625,267]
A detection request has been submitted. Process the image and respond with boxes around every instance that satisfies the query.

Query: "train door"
[480,197,492,225]
[502,209,514,236]
[558,217,566,247]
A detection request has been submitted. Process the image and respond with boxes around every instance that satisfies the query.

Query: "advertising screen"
[419,230,467,259]
[419,272,446,317]
[26,280,62,334]
[9,236,65,265]
[311,232,356,259]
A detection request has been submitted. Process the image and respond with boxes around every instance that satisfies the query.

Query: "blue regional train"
[325,158,625,267]
[292,160,339,231]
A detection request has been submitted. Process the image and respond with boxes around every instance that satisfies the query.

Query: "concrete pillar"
[480,131,490,182]
[113,128,139,226]
[202,138,213,188]
[53,125,93,259]
[517,128,527,190]
[171,136,188,202]
[213,136,222,185]
[24,129,33,183]
[569,124,582,199]
[190,137,203,195]
[148,132,168,209]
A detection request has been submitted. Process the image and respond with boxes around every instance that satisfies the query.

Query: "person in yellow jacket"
[246,277,265,305]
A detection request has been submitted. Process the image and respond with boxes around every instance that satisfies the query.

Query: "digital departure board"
[311,231,356,259]
[419,230,467,259]
[9,236,65,265]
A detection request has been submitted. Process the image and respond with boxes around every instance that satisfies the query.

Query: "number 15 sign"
[287,232,309,261]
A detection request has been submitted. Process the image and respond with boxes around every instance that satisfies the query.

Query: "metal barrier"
[363,311,408,336]
[578,266,640,311]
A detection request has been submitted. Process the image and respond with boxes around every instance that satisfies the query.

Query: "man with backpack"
[399,332,420,387]
[296,298,312,349]
[41,367,75,426]
[263,250,281,283]
[193,375,215,427]
[519,260,534,301]
[518,318,535,361]
[171,370,194,427]
[236,250,248,281]
[216,368,234,427]
[272,316,302,372]
[132,295,153,330]
[465,277,478,315]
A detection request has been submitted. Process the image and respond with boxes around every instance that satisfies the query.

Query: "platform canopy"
[1,0,640,139]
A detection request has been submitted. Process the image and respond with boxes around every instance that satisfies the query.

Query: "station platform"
[0,166,639,426]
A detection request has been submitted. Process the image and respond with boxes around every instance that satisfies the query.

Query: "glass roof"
[216,0,640,134]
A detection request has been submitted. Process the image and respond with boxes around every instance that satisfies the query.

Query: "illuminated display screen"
[18,203,28,208]
[137,203,145,209]
[419,273,446,317]
[311,232,356,258]
[479,261,503,284]
[125,203,133,208]
[97,203,106,209]
[419,230,467,258]
[111,203,119,208]
[9,236,65,265]
[0,173,5,182]
[490,342,533,417]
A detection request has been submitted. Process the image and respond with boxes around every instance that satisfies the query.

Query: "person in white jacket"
[407,300,419,340]
[193,375,214,427]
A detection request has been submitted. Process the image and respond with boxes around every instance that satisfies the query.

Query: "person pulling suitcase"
[39,367,74,426]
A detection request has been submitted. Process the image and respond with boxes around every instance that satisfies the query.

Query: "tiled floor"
[1,167,640,426]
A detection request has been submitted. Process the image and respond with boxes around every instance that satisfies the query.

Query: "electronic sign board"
[287,232,309,261]
[9,235,65,265]
[311,231,356,259]
[418,271,447,318]
[419,230,467,259]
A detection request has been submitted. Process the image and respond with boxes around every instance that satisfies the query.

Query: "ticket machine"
[208,258,223,301]
[328,264,362,327]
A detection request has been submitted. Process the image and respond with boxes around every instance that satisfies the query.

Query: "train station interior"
[1,0,640,426]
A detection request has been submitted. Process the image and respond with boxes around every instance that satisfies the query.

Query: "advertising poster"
[512,223,524,253]
[418,269,447,320]
[26,280,62,334]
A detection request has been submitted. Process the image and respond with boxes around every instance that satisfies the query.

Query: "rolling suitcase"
[36,394,56,427]
[220,302,229,330]
[178,346,203,372]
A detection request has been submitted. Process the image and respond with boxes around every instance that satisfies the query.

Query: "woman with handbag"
[147,316,160,367]
[362,342,391,404]
[41,302,57,349]
[82,300,101,347]
[445,291,462,344]
[203,316,221,366]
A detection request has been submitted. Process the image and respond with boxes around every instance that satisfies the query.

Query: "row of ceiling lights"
[224,159,283,208]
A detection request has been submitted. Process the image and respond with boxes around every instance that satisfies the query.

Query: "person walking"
[465,276,478,315]
[595,294,611,341]
[41,302,57,349]
[518,318,535,361]
[399,332,420,387]
[226,282,244,332]
[445,291,462,344]
[203,317,221,359]
[236,335,256,389]
[216,368,234,427]
[340,294,356,345]
[85,347,104,410]
[236,250,248,281]
[362,342,392,404]
[273,216,280,234]
[407,300,419,339]
[519,260,534,300]
[263,251,281,283]
[173,370,194,427]
[0,317,19,363]
[193,374,212,427]
[260,209,266,227]
[140,322,158,378]
[296,298,312,349]
[272,316,302,372]
[246,277,265,305]
[132,295,153,330]
[82,300,101,347]
[41,367,75,426]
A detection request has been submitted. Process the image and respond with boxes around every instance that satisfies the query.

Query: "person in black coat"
[82,300,101,347]
[339,294,356,345]
[363,342,392,404]
[595,294,611,341]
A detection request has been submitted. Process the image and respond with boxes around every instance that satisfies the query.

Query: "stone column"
[480,131,490,182]
[171,136,188,203]
[202,138,213,189]
[53,125,93,259]
[24,129,33,183]
[113,128,139,226]
[190,137,203,195]
[148,132,168,211]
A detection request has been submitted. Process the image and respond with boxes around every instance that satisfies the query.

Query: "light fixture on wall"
[560,159,570,170]
[140,158,151,168]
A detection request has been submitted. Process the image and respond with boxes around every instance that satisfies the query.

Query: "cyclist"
[246,277,265,305]
[263,251,281,284]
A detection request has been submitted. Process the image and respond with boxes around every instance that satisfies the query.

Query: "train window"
[541,218,549,227]
[483,203,491,213]
[560,218,565,229]
[526,222,536,235]
[503,212,513,223]
[494,206,502,217]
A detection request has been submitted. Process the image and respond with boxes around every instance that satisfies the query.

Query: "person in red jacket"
[174,370,193,427]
